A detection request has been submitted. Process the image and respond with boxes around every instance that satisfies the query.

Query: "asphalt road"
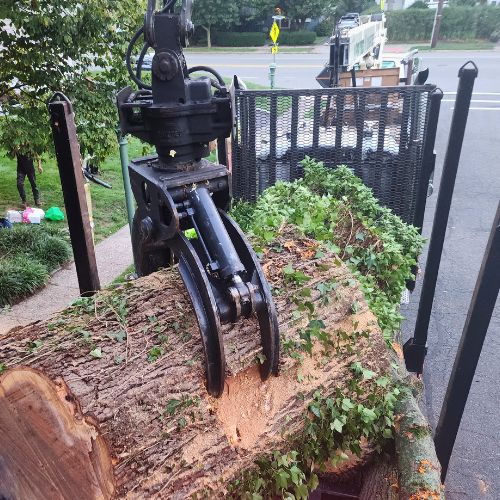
[189,46,500,498]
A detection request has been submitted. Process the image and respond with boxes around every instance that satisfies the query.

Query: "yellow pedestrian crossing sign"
[270,22,280,43]
[272,45,279,54]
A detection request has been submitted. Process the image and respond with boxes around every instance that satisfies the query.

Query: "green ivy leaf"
[341,398,354,411]
[90,347,102,359]
[294,483,309,499]
[331,418,344,433]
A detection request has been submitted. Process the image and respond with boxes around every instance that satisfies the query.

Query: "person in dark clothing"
[16,153,42,207]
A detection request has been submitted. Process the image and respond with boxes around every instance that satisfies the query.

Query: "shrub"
[214,32,266,47]
[490,31,500,43]
[315,19,332,37]
[386,9,434,41]
[441,7,476,40]
[386,6,500,41]
[0,256,48,306]
[476,6,500,39]
[33,236,72,272]
[408,0,428,8]
[0,224,72,306]
[278,31,317,46]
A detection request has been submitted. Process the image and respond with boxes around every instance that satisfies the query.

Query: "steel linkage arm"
[117,0,280,396]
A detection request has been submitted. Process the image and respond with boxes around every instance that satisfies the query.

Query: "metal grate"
[231,85,440,227]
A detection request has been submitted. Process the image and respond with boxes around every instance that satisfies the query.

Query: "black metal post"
[48,93,101,295]
[413,88,443,232]
[403,62,478,374]
[434,201,500,481]
[216,137,228,167]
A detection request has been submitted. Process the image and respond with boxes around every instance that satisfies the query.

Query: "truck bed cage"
[231,85,442,228]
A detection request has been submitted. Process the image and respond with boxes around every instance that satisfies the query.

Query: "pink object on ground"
[22,207,34,224]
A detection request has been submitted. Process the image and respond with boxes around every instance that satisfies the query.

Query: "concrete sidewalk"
[0,225,133,335]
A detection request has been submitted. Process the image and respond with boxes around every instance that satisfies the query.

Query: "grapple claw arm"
[120,0,280,397]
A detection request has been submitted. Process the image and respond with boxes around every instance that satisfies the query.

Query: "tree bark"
[0,230,391,498]
[201,25,211,48]
[394,390,444,499]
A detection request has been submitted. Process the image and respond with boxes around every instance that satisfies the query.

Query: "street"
[188,46,500,498]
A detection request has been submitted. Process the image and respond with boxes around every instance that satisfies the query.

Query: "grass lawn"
[0,139,149,243]
[187,46,316,54]
[276,47,314,53]
[186,46,259,52]
[410,40,495,51]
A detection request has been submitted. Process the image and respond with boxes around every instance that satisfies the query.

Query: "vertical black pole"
[434,201,500,481]
[290,95,299,180]
[48,93,101,295]
[312,95,321,148]
[403,62,478,374]
[217,137,228,167]
[413,88,443,232]
[269,94,278,187]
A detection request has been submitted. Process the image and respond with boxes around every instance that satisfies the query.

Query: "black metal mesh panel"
[232,85,437,226]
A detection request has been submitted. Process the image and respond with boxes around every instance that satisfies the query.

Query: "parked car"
[337,12,360,28]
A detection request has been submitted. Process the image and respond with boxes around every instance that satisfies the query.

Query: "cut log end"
[0,368,115,500]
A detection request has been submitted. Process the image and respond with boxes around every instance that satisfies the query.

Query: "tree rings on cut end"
[0,367,114,500]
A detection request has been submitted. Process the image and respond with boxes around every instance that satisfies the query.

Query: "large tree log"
[0,229,391,498]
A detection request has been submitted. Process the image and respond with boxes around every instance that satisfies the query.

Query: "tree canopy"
[191,0,241,47]
[0,0,144,161]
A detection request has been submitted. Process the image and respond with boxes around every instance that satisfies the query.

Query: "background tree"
[248,0,338,30]
[0,0,145,163]
[191,0,240,48]
[333,0,378,19]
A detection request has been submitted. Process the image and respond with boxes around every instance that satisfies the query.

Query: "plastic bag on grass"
[45,206,65,221]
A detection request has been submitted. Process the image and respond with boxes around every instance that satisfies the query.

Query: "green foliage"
[386,6,500,42]
[163,396,200,416]
[161,395,201,431]
[277,31,317,45]
[230,200,257,233]
[385,9,434,41]
[251,0,336,29]
[440,6,476,39]
[0,224,71,305]
[449,0,476,5]
[0,0,144,161]
[333,0,377,19]
[315,19,333,37]
[214,32,267,47]
[232,158,424,339]
[147,345,163,363]
[232,450,318,499]
[231,368,403,498]
[192,0,240,47]
[408,0,428,8]
[476,6,500,39]
[0,255,48,306]
[303,383,400,467]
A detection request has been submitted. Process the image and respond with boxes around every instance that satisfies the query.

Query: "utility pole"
[431,0,444,49]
